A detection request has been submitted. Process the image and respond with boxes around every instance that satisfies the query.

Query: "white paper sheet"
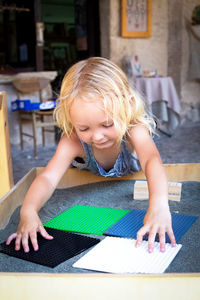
[73,237,182,274]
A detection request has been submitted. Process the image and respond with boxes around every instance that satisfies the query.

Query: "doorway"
[0,0,36,73]
[41,0,101,92]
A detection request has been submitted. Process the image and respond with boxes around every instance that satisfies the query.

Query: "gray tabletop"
[0,180,199,273]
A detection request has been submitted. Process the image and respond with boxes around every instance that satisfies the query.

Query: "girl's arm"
[6,134,82,252]
[129,125,176,252]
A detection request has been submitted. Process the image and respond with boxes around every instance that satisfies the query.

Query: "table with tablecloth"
[133,76,181,135]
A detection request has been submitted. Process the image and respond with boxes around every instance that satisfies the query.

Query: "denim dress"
[71,137,141,178]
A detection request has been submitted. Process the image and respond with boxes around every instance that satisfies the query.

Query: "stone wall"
[168,0,182,96]
[181,0,200,121]
[109,0,168,76]
[100,0,200,121]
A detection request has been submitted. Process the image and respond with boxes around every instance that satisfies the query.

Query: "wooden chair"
[13,77,57,157]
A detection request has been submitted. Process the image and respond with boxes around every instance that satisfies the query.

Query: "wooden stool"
[13,77,56,156]
[18,109,56,156]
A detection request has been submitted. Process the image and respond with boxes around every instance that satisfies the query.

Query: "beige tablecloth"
[134,76,181,135]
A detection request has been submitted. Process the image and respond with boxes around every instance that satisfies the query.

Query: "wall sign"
[121,0,152,38]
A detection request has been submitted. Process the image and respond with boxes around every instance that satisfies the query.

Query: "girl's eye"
[79,128,89,132]
[103,123,113,128]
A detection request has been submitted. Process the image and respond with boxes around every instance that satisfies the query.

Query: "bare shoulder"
[40,132,83,187]
[55,132,84,159]
[127,124,151,147]
[45,132,83,171]
[129,124,150,138]
[127,124,160,169]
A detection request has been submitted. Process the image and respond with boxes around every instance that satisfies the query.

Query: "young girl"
[7,57,176,253]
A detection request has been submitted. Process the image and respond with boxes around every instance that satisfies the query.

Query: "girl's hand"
[6,210,53,252]
[136,206,176,253]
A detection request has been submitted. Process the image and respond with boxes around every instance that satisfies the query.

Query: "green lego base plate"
[44,205,130,236]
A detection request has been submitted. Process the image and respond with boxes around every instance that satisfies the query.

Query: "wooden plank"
[35,163,200,189]
[35,121,57,127]
[0,91,14,198]
[0,94,2,109]
[164,163,200,182]
[0,168,36,229]
[0,273,199,300]
[134,180,182,201]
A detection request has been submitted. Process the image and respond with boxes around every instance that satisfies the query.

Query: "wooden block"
[168,182,182,201]
[134,180,182,201]
[134,180,149,200]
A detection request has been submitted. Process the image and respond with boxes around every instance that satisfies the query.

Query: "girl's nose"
[92,130,104,142]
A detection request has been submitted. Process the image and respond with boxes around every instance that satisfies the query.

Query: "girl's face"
[70,98,120,150]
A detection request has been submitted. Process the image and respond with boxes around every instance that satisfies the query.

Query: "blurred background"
[0,0,200,184]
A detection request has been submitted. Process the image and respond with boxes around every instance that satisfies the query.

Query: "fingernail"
[15,246,19,251]
[160,247,165,252]
[25,248,29,253]
[172,243,176,247]
[148,248,153,253]
[34,246,39,251]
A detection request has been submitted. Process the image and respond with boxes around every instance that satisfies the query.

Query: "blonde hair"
[54,57,155,141]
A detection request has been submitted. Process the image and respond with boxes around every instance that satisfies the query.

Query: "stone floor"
[11,121,200,184]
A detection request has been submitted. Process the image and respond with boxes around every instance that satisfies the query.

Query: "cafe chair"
[13,77,57,157]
